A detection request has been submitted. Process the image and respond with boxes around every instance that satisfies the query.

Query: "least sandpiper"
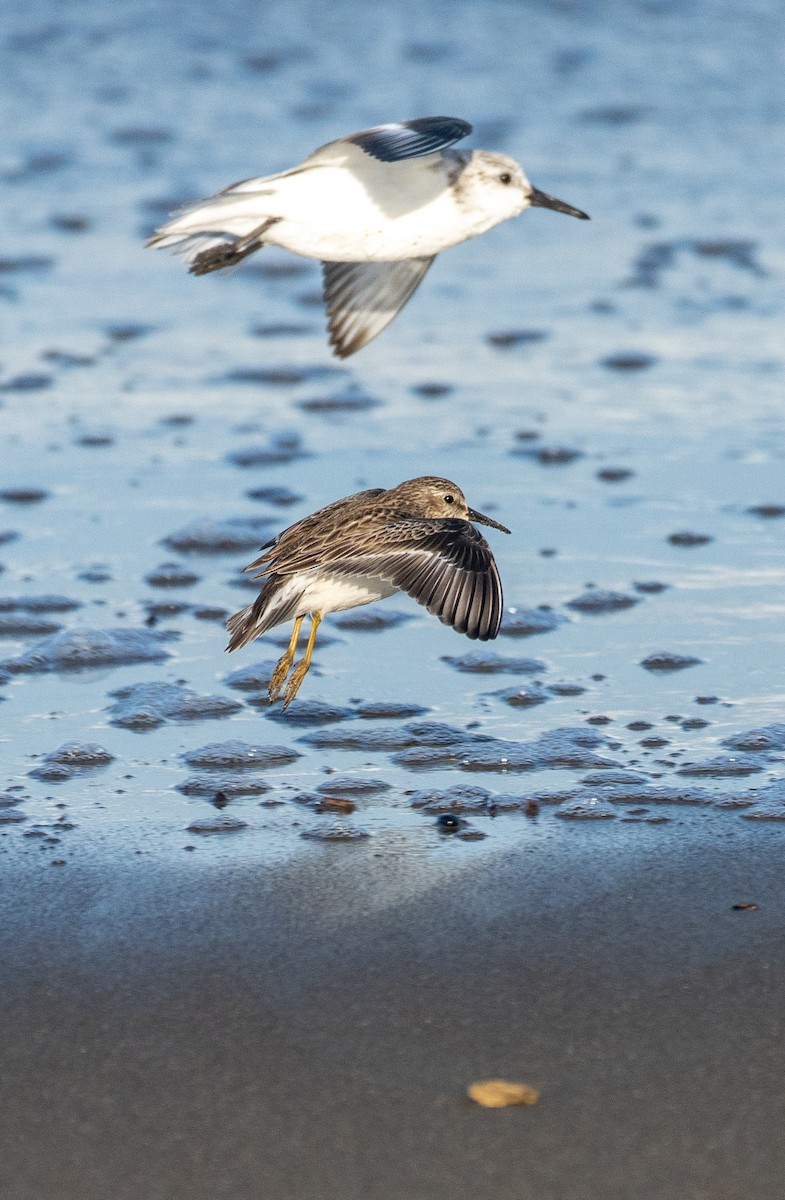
[147,115,589,357]
[226,476,510,707]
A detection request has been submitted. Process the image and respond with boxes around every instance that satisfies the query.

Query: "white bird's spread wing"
[322,258,434,357]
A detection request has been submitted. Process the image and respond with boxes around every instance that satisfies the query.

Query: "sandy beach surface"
[3,816,785,1200]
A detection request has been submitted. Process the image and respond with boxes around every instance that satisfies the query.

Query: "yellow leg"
[268,615,304,703]
[282,613,322,709]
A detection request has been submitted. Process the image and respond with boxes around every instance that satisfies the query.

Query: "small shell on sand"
[467,1079,539,1108]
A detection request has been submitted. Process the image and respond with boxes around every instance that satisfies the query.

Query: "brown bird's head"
[386,476,511,533]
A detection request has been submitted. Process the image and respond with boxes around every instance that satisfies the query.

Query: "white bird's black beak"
[528,187,590,220]
[467,508,511,534]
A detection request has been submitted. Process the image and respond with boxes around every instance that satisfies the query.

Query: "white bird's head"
[455,150,589,226]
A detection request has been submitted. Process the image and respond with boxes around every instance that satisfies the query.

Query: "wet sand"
[3,815,785,1200]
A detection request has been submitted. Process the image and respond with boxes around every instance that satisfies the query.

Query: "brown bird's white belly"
[287,571,398,618]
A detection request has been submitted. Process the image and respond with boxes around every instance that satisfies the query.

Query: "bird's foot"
[282,660,311,709]
[268,653,294,703]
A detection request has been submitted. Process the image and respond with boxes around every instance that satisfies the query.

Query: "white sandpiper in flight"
[147,116,589,357]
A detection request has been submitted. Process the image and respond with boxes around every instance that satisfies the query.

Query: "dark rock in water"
[301,822,370,842]
[0,614,63,637]
[667,530,713,547]
[223,662,279,692]
[596,467,634,483]
[499,608,567,638]
[555,795,617,819]
[249,323,314,339]
[458,727,615,773]
[580,769,649,787]
[640,652,702,672]
[0,626,175,673]
[332,609,413,631]
[633,580,670,594]
[353,700,429,719]
[50,213,91,234]
[722,725,785,752]
[175,776,270,797]
[0,255,55,274]
[0,594,81,612]
[265,699,352,725]
[106,682,241,730]
[221,365,334,387]
[412,382,452,398]
[411,785,493,814]
[227,433,309,468]
[143,601,192,623]
[301,726,419,752]
[45,742,114,767]
[245,486,303,507]
[28,741,114,782]
[691,238,765,276]
[28,764,75,782]
[144,562,201,588]
[405,721,490,747]
[600,352,655,371]
[567,589,640,614]
[677,756,765,778]
[193,607,229,622]
[182,740,300,769]
[77,565,112,583]
[315,775,390,796]
[512,444,584,466]
[0,809,27,824]
[580,104,650,125]
[435,813,467,831]
[491,684,550,708]
[298,384,380,413]
[487,329,548,349]
[0,375,53,393]
[161,517,274,555]
[441,651,545,674]
[0,792,25,807]
[547,682,586,696]
[0,532,20,546]
[186,814,249,834]
[0,487,49,503]
[747,504,785,519]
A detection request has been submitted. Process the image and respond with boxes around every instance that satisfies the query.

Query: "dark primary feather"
[347,116,472,163]
[326,520,503,640]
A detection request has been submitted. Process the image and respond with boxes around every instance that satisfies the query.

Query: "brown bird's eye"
[499,173,512,185]
[443,494,454,504]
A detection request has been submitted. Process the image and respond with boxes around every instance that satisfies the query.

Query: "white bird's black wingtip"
[347,116,472,163]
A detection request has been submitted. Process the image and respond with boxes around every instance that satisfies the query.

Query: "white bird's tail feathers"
[147,189,280,273]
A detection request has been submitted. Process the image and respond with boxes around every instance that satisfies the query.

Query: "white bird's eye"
[499,172,512,185]
[443,494,454,504]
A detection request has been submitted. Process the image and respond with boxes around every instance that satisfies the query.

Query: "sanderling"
[147,116,589,357]
[226,476,510,707]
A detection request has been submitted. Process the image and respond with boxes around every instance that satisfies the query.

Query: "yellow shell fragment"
[467,1079,540,1108]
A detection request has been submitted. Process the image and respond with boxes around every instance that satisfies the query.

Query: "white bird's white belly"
[180,158,501,262]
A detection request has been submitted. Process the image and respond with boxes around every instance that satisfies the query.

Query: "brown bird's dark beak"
[468,508,511,534]
[528,187,590,220]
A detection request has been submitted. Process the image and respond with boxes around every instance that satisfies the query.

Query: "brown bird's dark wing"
[329,518,504,641]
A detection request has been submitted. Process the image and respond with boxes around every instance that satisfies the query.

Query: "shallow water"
[2,0,785,869]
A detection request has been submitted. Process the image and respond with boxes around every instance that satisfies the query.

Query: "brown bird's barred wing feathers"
[241,489,387,578]
[326,518,503,641]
